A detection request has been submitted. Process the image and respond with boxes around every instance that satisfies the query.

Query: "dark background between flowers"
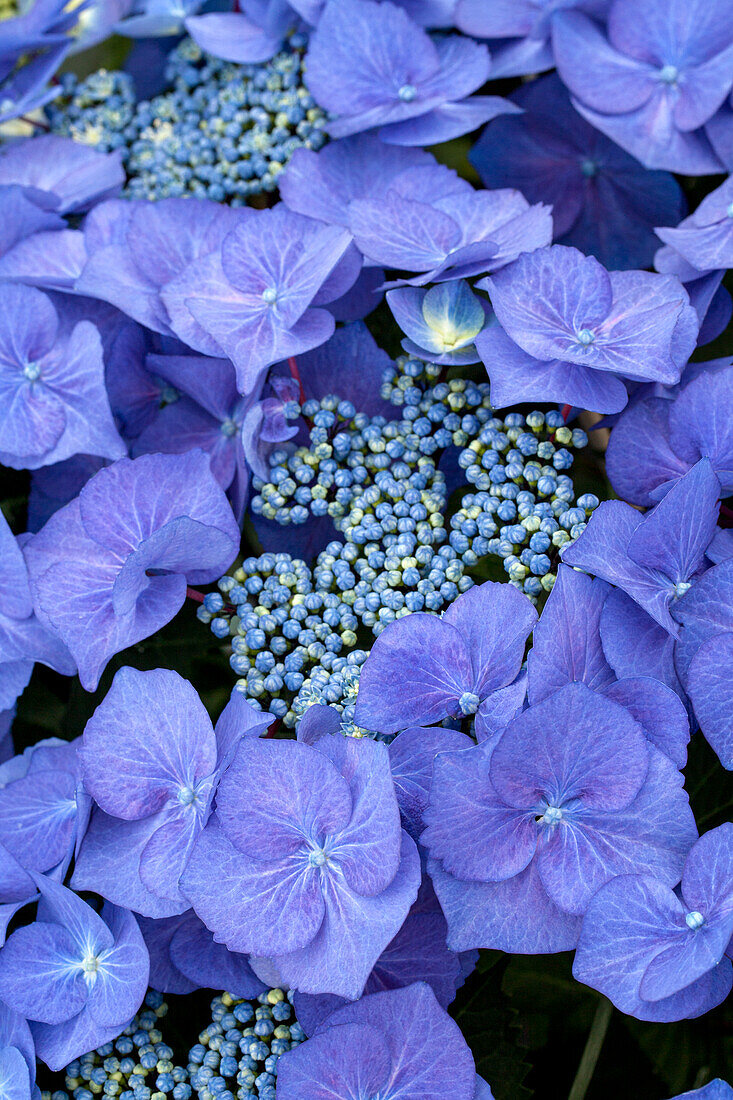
[2,38,733,1100]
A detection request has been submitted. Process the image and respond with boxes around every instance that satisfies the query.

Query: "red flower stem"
[186,587,205,604]
[288,356,306,405]
[561,404,572,423]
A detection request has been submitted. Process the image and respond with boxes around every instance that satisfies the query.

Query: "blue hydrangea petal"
[474,673,528,745]
[475,325,631,414]
[0,228,87,292]
[687,633,733,769]
[423,742,537,883]
[0,184,65,257]
[604,677,690,768]
[277,1021,392,1100]
[0,768,77,873]
[673,560,733,687]
[491,682,650,813]
[640,915,733,1002]
[73,808,189,918]
[353,613,473,734]
[313,735,402,898]
[443,580,537,699]
[600,589,684,697]
[388,725,473,840]
[429,856,581,954]
[380,95,518,147]
[682,823,733,916]
[528,565,615,704]
[0,920,88,1025]
[216,738,352,860]
[350,192,460,273]
[573,873,732,1020]
[184,11,284,62]
[537,747,696,915]
[181,816,326,956]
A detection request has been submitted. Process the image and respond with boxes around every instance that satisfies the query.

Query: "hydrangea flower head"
[277,983,492,1100]
[181,734,421,999]
[305,0,515,146]
[574,824,733,1020]
[471,73,685,270]
[424,681,697,954]
[669,1085,733,1100]
[553,0,733,173]
[0,874,149,1070]
[476,244,698,413]
[24,450,241,690]
[562,458,721,634]
[354,580,537,737]
[0,284,125,471]
[72,667,272,916]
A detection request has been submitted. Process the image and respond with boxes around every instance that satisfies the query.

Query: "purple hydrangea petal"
[687,633,733,769]
[168,909,265,998]
[475,324,631,414]
[605,396,690,507]
[0,227,87,292]
[184,11,284,62]
[474,672,528,745]
[296,322,395,419]
[600,589,684,697]
[422,742,537,882]
[490,682,650,813]
[349,192,460,273]
[0,920,88,1024]
[388,725,473,840]
[181,817,326,956]
[429,856,581,954]
[443,580,537,697]
[380,96,519,147]
[639,916,733,1002]
[673,560,733,687]
[0,768,77,872]
[273,831,420,1000]
[216,738,352,860]
[0,135,123,215]
[85,902,148,1028]
[72,808,189,919]
[313,735,402,897]
[353,613,472,734]
[573,873,732,1020]
[80,667,216,820]
[276,1021,392,1100]
[537,747,696,916]
[603,677,690,768]
[528,565,615,704]
[136,913,198,995]
[682,823,733,916]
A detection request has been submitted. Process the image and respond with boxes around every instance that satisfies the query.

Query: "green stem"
[567,998,613,1100]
